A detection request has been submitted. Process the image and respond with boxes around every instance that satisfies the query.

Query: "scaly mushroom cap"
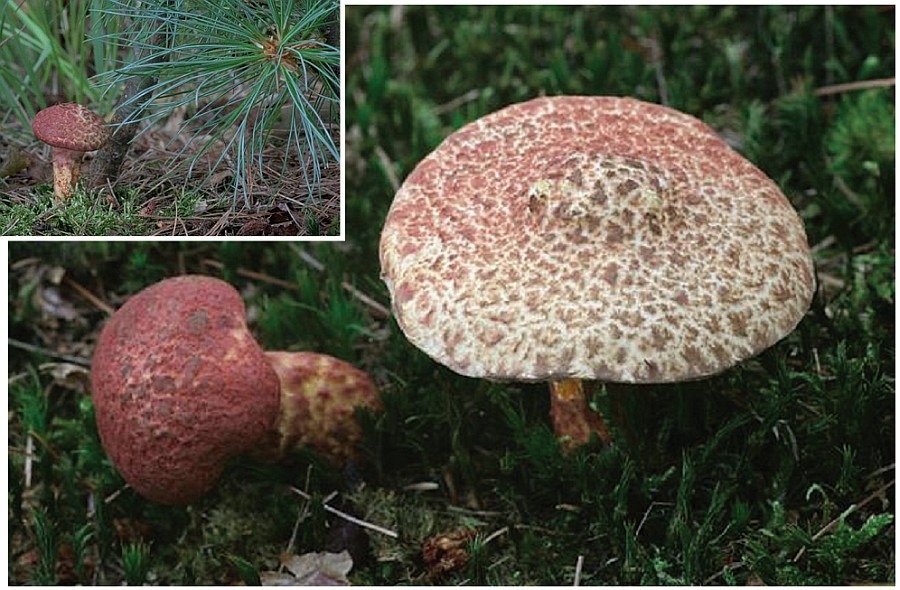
[90,275,280,505]
[32,103,109,152]
[262,351,381,465]
[380,96,815,384]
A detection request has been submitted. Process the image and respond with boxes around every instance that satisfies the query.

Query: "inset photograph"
[1,0,340,236]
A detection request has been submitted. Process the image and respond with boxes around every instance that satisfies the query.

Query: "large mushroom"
[379,96,815,448]
[32,103,109,201]
[91,275,379,504]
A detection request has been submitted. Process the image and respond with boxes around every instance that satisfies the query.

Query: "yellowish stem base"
[549,378,613,450]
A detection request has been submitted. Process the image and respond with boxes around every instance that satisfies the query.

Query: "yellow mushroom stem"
[549,378,612,449]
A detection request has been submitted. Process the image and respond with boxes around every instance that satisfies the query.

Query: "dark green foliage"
[121,542,150,585]
[31,509,58,585]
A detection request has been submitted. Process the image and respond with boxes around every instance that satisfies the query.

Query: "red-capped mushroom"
[379,96,815,449]
[90,275,380,504]
[32,103,109,201]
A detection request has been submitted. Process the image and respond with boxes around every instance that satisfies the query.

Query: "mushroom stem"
[257,351,381,465]
[549,378,612,449]
[51,148,84,201]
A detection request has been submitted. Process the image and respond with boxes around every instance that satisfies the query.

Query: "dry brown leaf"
[260,550,353,586]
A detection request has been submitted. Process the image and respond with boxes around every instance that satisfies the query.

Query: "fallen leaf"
[260,551,353,586]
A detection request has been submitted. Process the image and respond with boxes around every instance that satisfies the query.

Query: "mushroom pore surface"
[90,275,280,505]
[379,96,815,384]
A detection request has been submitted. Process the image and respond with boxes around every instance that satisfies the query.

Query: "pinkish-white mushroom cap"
[379,96,815,384]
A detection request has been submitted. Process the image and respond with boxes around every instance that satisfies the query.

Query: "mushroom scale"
[380,96,815,384]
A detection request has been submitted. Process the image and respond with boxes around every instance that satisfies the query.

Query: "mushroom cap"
[262,351,381,465]
[32,103,109,152]
[380,96,815,384]
[90,275,280,505]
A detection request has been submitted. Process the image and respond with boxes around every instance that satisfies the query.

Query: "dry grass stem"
[289,486,399,539]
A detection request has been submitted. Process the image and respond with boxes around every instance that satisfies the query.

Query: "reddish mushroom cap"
[90,275,280,505]
[261,351,381,465]
[32,103,109,152]
[380,96,815,384]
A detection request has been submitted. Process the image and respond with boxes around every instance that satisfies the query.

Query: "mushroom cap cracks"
[90,275,280,505]
[379,96,815,384]
[32,103,109,152]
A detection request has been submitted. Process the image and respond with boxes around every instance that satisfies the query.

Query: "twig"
[103,484,129,505]
[814,77,895,97]
[703,561,744,585]
[573,555,584,586]
[635,501,675,539]
[289,486,398,538]
[341,281,392,320]
[811,347,824,376]
[403,481,441,492]
[482,526,508,546]
[642,35,668,105]
[433,89,482,116]
[283,465,315,569]
[8,338,91,367]
[446,505,503,518]
[63,276,115,316]
[201,259,299,290]
[24,434,34,488]
[84,26,167,189]
[203,255,392,319]
[809,234,836,255]
[375,145,401,193]
[866,463,895,480]
[792,477,895,562]
[296,248,325,272]
[290,245,392,319]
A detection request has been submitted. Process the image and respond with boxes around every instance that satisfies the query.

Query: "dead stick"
[203,254,392,319]
[63,276,115,316]
[8,338,91,367]
[289,486,398,538]
[814,77,895,97]
[573,554,584,587]
[290,245,392,319]
[201,259,299,290]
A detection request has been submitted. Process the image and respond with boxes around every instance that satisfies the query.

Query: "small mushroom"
[379,96,815,449]
[90,275,380,504]
[31,103,109,201]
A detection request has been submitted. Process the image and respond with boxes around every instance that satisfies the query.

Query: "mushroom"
[31,103,109,201]
[90,275,380,504]
[379,96,815,449]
